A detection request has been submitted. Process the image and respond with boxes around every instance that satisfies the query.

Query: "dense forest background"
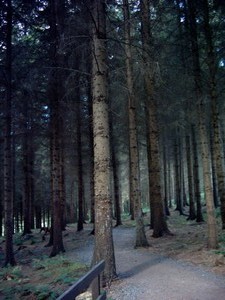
[0,0,225,283]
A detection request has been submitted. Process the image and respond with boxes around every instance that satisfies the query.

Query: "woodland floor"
[0,209,225,299]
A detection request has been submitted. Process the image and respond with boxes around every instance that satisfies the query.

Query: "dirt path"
[71,226,225,300]
[108,227,225,299]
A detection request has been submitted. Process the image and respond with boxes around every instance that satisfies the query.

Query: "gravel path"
[73,226,225,300]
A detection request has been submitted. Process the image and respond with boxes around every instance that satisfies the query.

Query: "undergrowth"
[0,256,88,299]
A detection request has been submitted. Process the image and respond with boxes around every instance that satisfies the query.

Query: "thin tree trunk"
[192,125,204,222]
[163,144,170,216]
[210,132,219,207]
[174,137,183,215]
[110,122,122,226]
[59,135,66,231]
[3,0,16,266]
[88,88,95,224]
[188,0,218,248]
[91,0,117,284]
[22,96,32,235]
[202,0,225,229]
[123,0,149,247]
[186,134,196,220]
[77,90,84,232]
[140,0,170,237]
[48,0,65,256]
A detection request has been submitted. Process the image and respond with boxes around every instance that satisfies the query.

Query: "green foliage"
[215,208,221,219]
[0,256,88,300]
[29,284,58,300]
[219,233,225,244]
[214,250,225,256]
[14,234,24,246]
[0,265,23,281]
[1,283,58,300]
[52,273,78,285]
[214,233,225,256]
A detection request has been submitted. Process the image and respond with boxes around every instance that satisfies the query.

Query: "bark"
[3,0,16,267]
[111,132,122,226]
[141,0,170,237]
[188,0,218,248]
[174,137,183,215]
[123,0,149,247]
[77,91,84,232]
[168,159,172,208]
[186,134,196,220]
[91,0,117,284]
[22,96,33,235]
[191,125,204,222]
[202,0,225,229]
[59,135,66,231]
[88,88,95,224]
[48,0,65,256]
[210,132,219,207]
[163,144,170,216]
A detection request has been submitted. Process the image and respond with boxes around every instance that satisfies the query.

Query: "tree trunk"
[174,137,183,214]
[88,88,95,224]
[140,0,170,237]
[123,0,149,247]
[59,134,66,231]
[186,134,196,220]
[110,124,122,226]
[187,0,218,248]
[210,132,219,207]
[202,0,225,229]
[48,0,65,256]
[191,125,204,222]
[77,90,84,232]
[163,144,170,216]
[91,0,117,284]
[3,0,16,266]
[22,96,33,235]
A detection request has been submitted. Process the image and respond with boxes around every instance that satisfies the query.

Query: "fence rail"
[56,260,106,300]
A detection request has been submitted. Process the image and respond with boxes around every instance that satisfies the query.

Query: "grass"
[0,255,88,299]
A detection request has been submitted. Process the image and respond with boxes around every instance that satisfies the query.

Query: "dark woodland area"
[0,0,225,298]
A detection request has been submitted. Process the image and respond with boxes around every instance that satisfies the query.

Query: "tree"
[140,0,170,237]
[91,0,117,284]
[3,0,16,267]
[174,135,184,215]
[192,125,204,223]
[77,86,84,232]
[22,95,34,236]
[123,0,149,248]
[48,0,66,257]
[186,134,196,220]
[187,0,218,248]
[202,0,225,229]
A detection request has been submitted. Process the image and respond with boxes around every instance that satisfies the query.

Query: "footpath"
[75,226,225,300]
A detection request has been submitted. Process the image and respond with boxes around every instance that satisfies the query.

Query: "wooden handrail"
[56,260,106,300]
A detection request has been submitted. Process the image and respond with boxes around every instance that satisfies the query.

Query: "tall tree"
[77,87,84,232]
[91,0,117,284]
[186,134,196,220]
[174,135,184,215]
[202,0,225,229]
[123,0,149,248]
[48,0,65,257]
[22,95,34,235]
[192,125,204,222]
[140,0,170,237]
[3,0,16,266]
[187,0,218,248]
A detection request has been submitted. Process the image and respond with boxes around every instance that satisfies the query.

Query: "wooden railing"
[56,260,106,300]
